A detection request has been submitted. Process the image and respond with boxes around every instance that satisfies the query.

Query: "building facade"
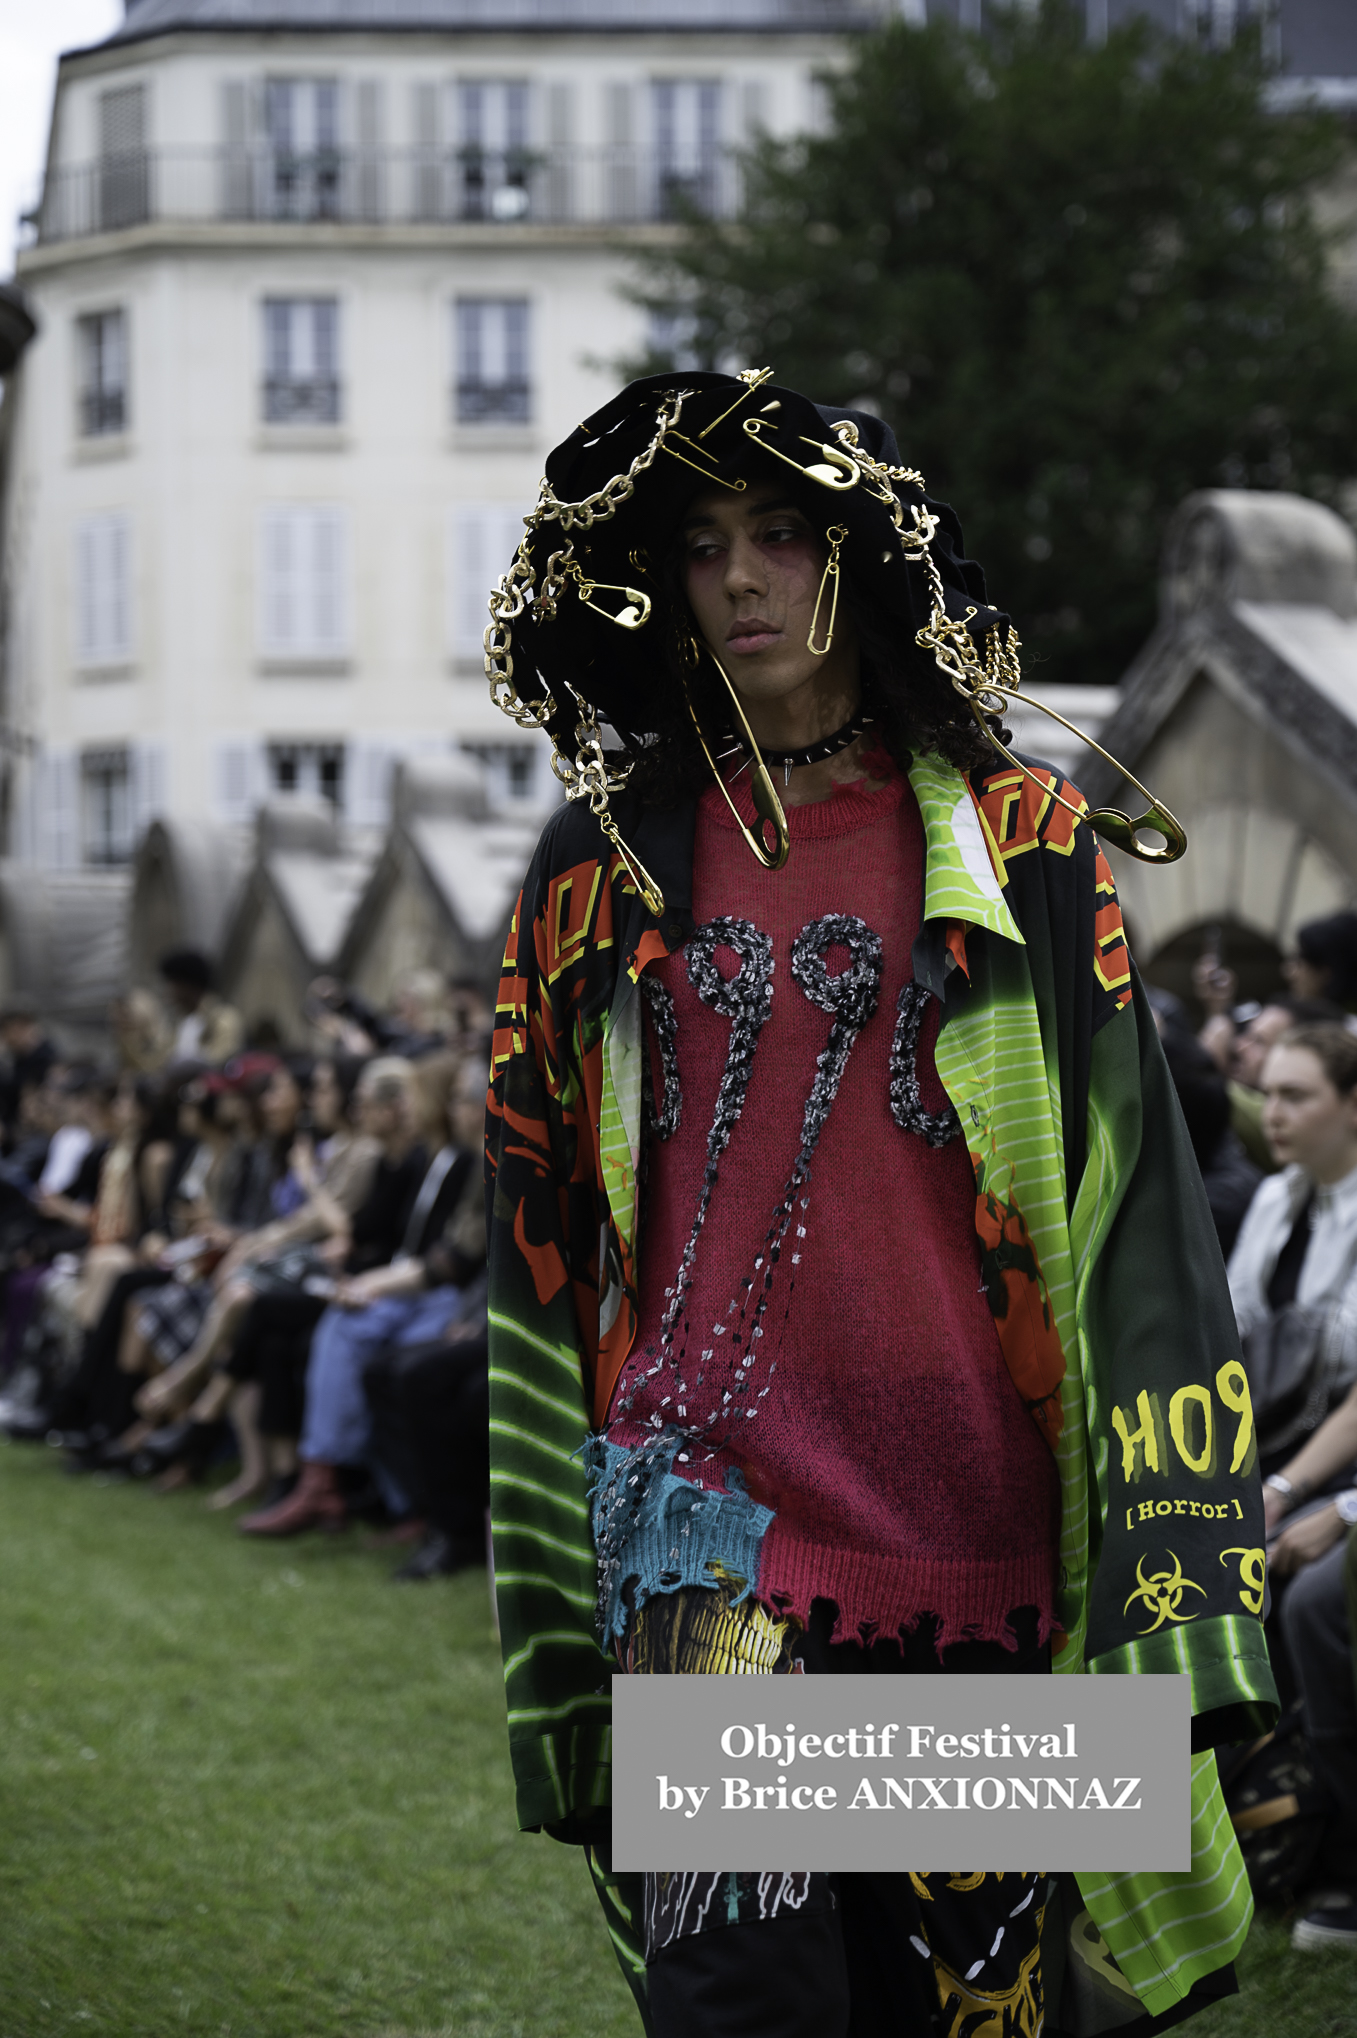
[0,0,888,870]
[0,0,1353,874]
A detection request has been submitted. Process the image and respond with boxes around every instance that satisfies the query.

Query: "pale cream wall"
[6,24,847,867]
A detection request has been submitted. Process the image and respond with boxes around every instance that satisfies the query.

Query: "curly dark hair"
[619,557,1006,809]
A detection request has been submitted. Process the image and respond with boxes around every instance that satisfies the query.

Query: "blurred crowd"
[3,910,1357,1941]
[0,948,494,1584]
[1154,909,1357,1944]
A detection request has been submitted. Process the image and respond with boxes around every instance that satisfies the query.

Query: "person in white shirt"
[1228,1023,1357,1951]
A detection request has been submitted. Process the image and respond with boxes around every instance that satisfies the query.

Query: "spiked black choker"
[722,714,874,786]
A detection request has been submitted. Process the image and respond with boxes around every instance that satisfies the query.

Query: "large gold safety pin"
[955,672,1186,865]
[684,645,791,874]
[741,417,859,491]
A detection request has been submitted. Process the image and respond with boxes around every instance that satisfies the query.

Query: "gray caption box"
[613,1675,1191,1872]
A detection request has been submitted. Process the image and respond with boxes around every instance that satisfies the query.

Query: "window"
[258,507,347,659]
[77,309,127,437]
[264,79,340,220]
[263,299,340,424]
[449,503,530,661]
[75,513,131,666]
[267,741,346,808]
[652,81,721,218]
[461,741,545,809]
[81,748,134,865]
[455,299,530,424]
[456,81,532,221]
[99,83,148,231]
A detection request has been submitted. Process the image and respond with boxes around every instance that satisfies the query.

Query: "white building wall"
[3,22,857,866]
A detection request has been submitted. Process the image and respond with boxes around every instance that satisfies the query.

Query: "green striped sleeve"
[1078,1752,1252,2018]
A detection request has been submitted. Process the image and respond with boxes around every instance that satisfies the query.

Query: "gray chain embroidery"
[888,980,961,1147]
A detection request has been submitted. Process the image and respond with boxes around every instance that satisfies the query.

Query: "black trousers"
[226,1291,326,1439]
[1281,1530,1357,1888]
[51,1267,170,1435]
[363,1333,489,1543]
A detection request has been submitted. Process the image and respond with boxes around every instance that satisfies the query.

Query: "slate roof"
[1082,490,1357,812]
[109,0,882,38]
[100,0,1357,72]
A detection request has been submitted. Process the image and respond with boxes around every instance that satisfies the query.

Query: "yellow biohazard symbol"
[1220,1546,1266,1616]
[1122,1551,1207,1634]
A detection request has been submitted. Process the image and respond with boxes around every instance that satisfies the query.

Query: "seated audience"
[238,1053,482,1538]
[0,997,57,1145]
[1265,1388,1357,1951]
[0,969,497,1611]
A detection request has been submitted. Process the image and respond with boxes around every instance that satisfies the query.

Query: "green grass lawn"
[1,1438,1354,2038]
[0,1439,638,2038]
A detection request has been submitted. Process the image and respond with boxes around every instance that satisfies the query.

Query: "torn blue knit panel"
[585,1430,776,1644]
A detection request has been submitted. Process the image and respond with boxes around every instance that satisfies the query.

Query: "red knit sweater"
[607,760,1058,1649]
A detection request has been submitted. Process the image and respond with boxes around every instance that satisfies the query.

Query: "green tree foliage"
[634,5,1357,685]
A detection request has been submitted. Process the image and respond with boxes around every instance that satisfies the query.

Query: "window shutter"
[356,79,381,147]
[741,81,766,140]
[348,741,395,828]
[75,514,131,665]
[222,80,248,148]
[77,522,99,663]
[260,508,296,653]
[39,750,80,870]
[215,741,262,825]
[259,508,346,657]
[315,81,339,151]
[452,505,523,662]
[222,81,250,215]
[131,742,167,838]
[453,507,489,662]
[505,83,530,152]
[606,82,633,147]
[355,80,382,219]
[606,84,636,218]
[309,509,346,655]
[313,300,338,379]
[455,299,481,385]
[107,517,130,660]
[413,82,440,219]
[547,82,573,146]
[413,81,439,149]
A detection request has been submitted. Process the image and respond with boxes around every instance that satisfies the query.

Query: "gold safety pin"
[960,676,1186,865]
[742,417,859,491]
[660,433,747,491]
[684,647,791,874]
[696,366,776,440]
[574,576,653,630]
[807,525,848,656]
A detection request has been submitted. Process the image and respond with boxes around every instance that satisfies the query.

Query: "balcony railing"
[263,376,342,425]
[456,377,532,424]
[79,388,127,436]
[35,146,746,243]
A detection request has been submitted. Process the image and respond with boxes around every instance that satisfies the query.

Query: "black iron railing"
[36,147,745,242]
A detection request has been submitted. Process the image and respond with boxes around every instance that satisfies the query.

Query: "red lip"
[727,618,781,648]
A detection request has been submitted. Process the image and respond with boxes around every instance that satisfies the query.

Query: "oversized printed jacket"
[486,751,1279,2024]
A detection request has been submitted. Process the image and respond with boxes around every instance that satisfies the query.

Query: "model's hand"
[1270,1503,1344,1577]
